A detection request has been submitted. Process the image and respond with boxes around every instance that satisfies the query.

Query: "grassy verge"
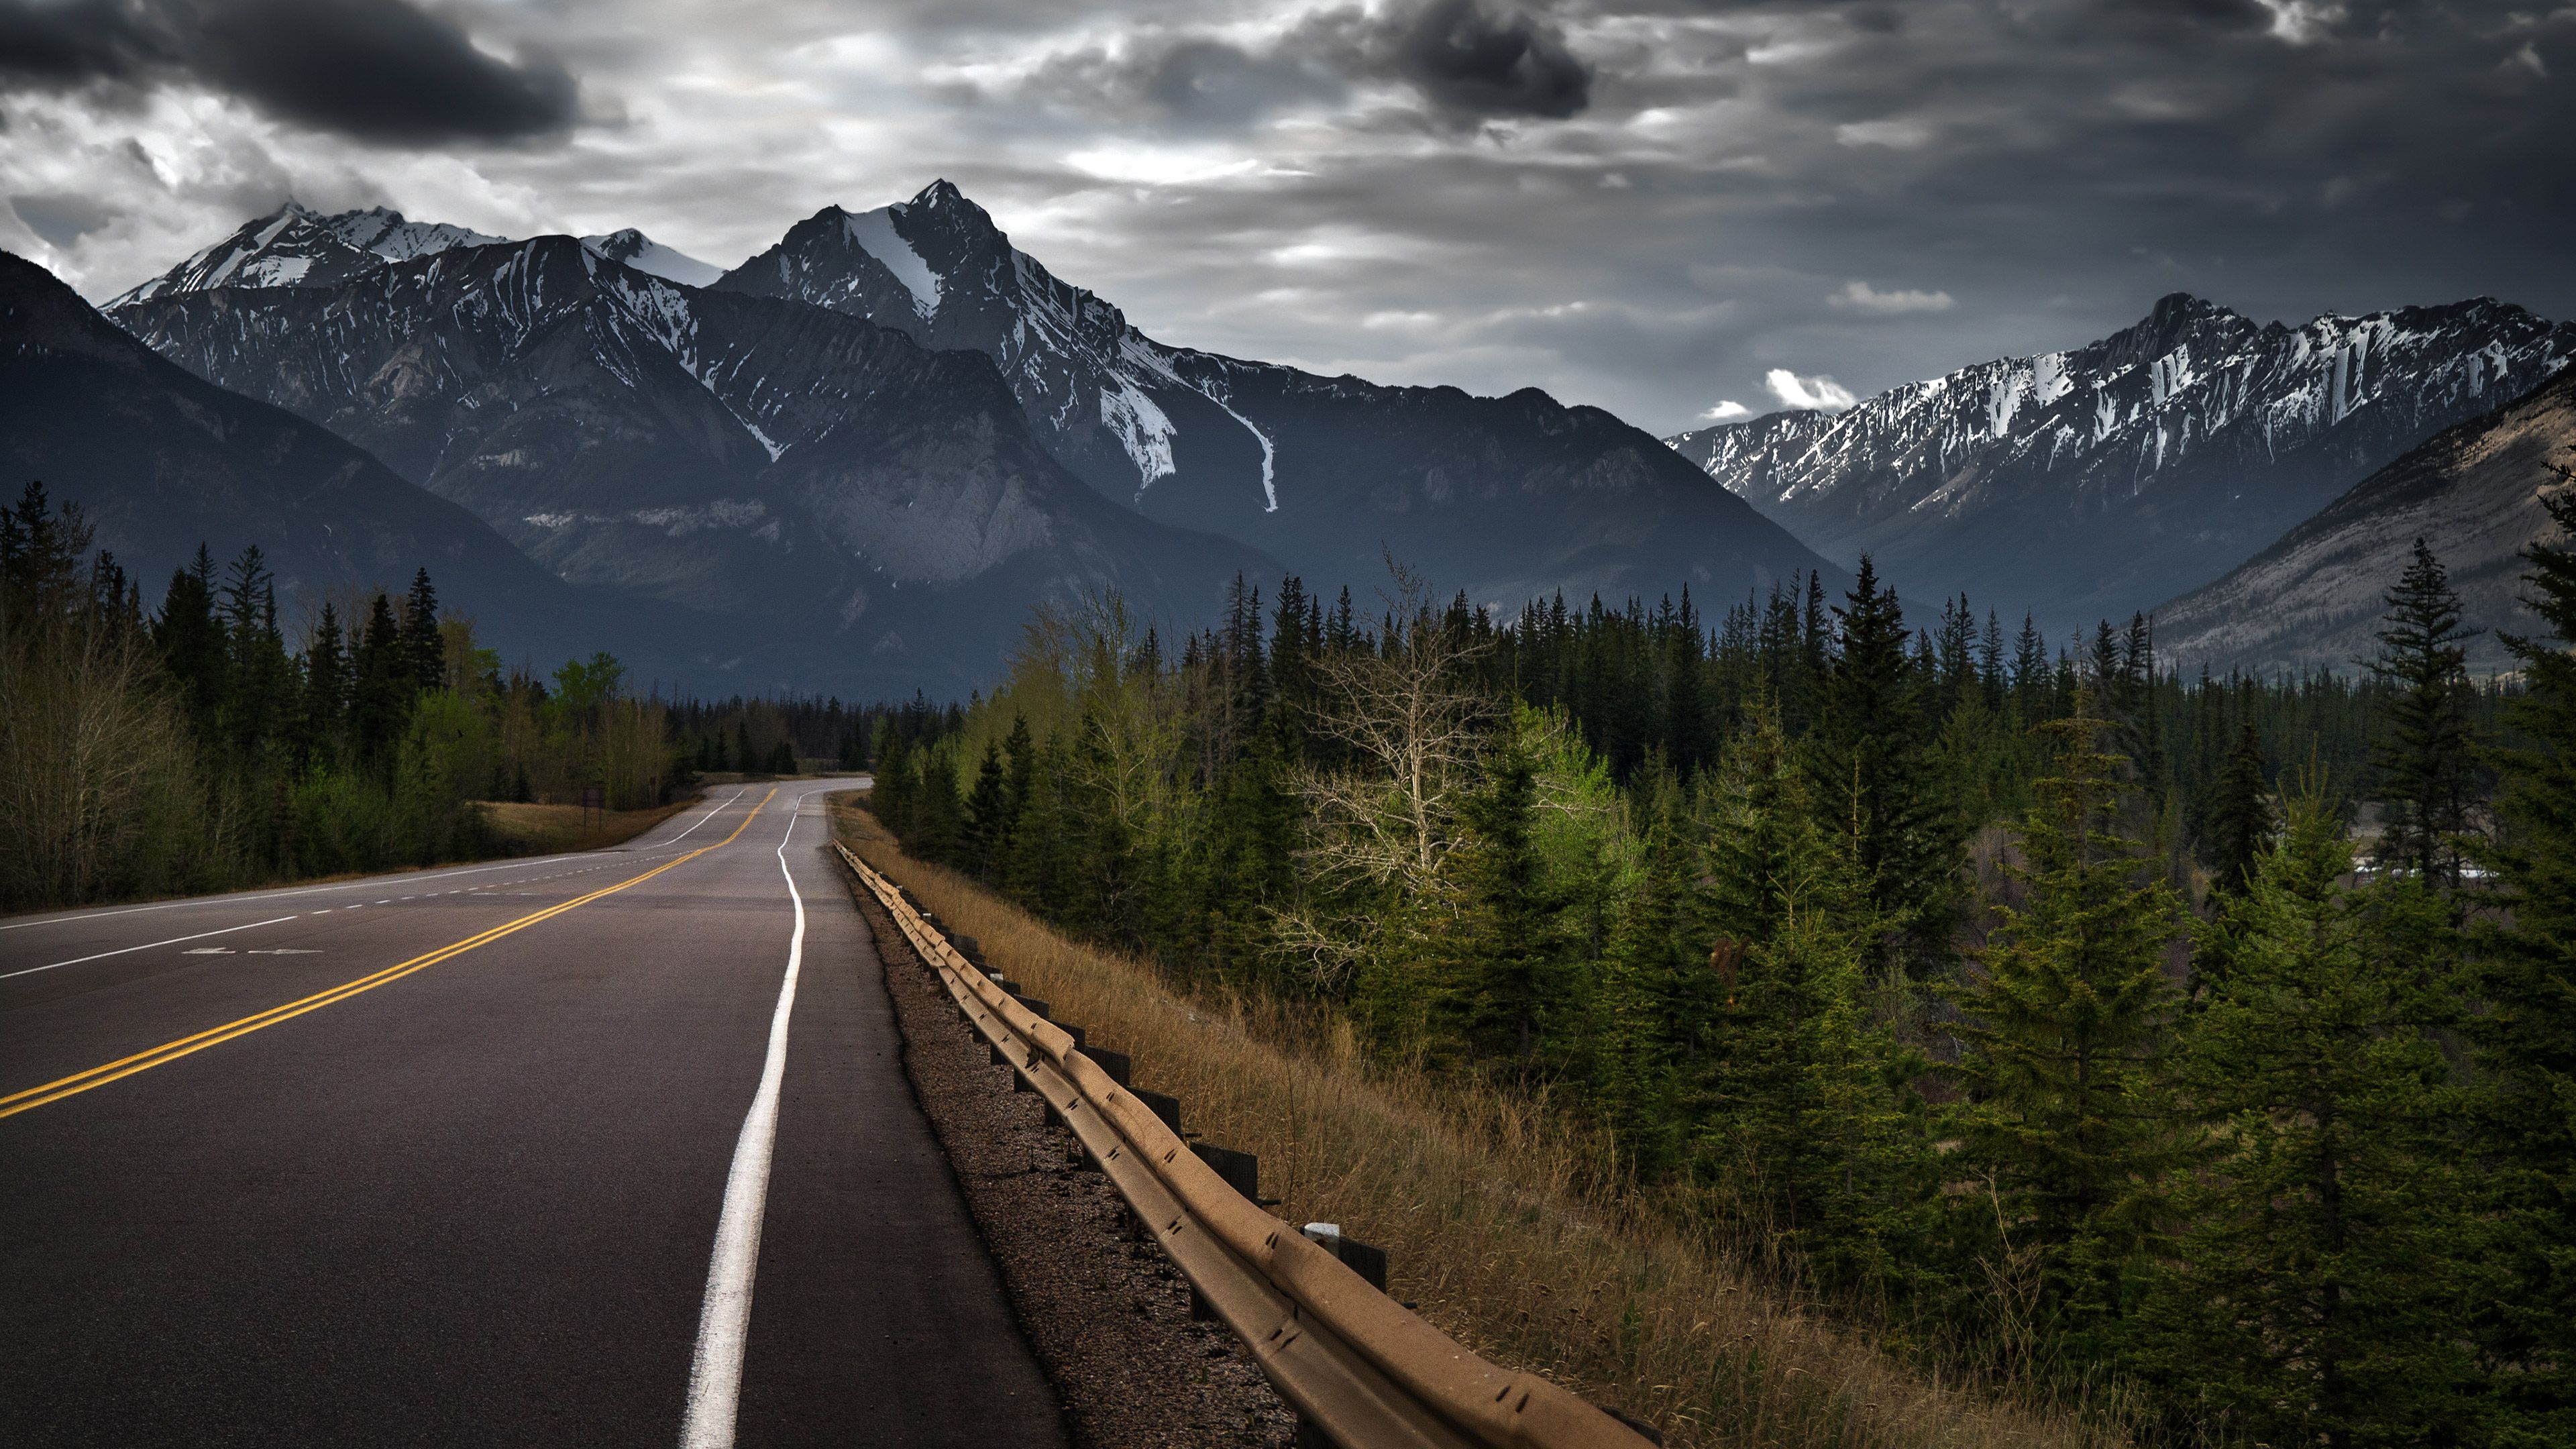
[478,797,697,856]
[832,798,2122,1449]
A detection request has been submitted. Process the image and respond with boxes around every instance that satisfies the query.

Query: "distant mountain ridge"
[2157,365,2576,675]
[0,248,710,678]
[108,232,1271,692]
[1666,293,2575,628]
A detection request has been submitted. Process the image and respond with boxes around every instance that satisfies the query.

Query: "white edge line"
[0,786,751,934]
[679,791,807,1449]
[0,916,302,982]
[662,785,750,847]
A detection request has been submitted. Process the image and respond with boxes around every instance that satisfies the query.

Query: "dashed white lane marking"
[681,789,809,1449]
[1,916,301,981]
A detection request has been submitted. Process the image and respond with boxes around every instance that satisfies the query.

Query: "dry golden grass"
[832,798,2130,1449]
[480,797,694,855]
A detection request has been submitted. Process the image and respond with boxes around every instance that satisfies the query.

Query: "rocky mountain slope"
[107,233,1271,692]
[713,181,1835,608]
[1,248,703,676]
[1666,294,2574,627]
[2156,366,2576,676]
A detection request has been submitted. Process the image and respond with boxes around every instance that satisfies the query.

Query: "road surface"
[0,782,1067,1448]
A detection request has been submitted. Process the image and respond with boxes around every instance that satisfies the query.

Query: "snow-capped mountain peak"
[1664,292,2575,625]
[578,228,722,288]
[109,201,501,306]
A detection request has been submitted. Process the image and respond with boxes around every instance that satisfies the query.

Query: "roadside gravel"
[849,879,1297,1449]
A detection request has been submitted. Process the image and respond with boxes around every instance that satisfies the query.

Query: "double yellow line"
[0,789,777,1122]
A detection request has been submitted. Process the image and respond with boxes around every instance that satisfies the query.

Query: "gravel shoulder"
[845,874,1296,1449]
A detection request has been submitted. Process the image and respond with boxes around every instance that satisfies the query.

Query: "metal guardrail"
[835,839,1656,1449]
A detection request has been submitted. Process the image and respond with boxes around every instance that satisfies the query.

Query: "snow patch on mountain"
[841,208,941,319]
[580,229,722,288]
[1102,372,1177,492]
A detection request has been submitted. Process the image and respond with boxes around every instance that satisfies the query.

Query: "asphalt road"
[0,783,1069,1448]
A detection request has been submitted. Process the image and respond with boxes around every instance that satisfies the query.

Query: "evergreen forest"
[867,526,2576,1444]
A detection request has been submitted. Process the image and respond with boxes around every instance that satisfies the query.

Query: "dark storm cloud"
[1018,1,1592,129]
[7,189,109,244]
[1387,0,1591,119]
[1026,32,1346,127]
[17,0,2576,438]
[0,0,578,144]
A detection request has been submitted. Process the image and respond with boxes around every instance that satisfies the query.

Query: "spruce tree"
[961,739,1011,880]
[1808,555,1963,964]
[2202,720,2273,902]
[301,603,350,764]
[1595,779,1717,1177]
[1700,703,1931,1289]
[2367,538,2481,887]
[154,547,225,746]
[350,592,409,771]
[1416,737,1570,1081]
[2467,476,2576,1446]
[402,568,443,692]
[1945,691,2181,1357]
[2139,792,2474,1444]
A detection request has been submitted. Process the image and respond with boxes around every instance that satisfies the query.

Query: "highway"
[0,783,1067,1447]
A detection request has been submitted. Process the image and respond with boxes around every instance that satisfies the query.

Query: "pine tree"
[2202,720,2273,902]
[961,739,1011,880]
[401,568,443,692]
[1660,701,1941,1298]
[1415,737,1570,1081]
[1945,692,2182,1357]
[350,592,409,770]
[302,603,350,762]
[1808,555,1964,964]
[2139,792,2474,1444]
[2367,538,2481,887]
[2467,473,2576,1446]
[1595,779,1716,1177]
[154,547,225,746]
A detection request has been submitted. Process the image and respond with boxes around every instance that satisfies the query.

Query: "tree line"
[0,484,881,910]
[868,494,2573,1444]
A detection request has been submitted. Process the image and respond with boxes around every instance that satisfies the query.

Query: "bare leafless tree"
[1273,565,1497,987]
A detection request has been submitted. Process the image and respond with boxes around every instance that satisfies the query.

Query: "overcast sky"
[3,0,2569,435]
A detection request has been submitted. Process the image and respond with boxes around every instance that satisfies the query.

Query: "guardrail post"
[1086,1047,1131,1087]
[1132,1088,1182,1135]
[1301,1224,1389,1293]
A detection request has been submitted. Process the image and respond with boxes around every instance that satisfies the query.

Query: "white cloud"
[1828,279,1955,315]
[1699,399,1751,421]
[2255,0,2346,45]
[2506,42,2548,78]
[1764,368,1857,411]
[1833,119,1931,150]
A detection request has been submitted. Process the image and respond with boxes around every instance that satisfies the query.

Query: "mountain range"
[69,184,1837,692]
[1666,294,2575,631]
[29,182,2576,691]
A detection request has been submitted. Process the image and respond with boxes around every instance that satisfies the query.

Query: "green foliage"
[1807,557,1968,967]
[1944,695,2182,1360]
[0,486,693,906]
[2139,790,2477,1444]
[2202,720,2275,904]
[854,547,2540,1439]
[2469,470,2576,1448]
[2369,538,2483,885]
